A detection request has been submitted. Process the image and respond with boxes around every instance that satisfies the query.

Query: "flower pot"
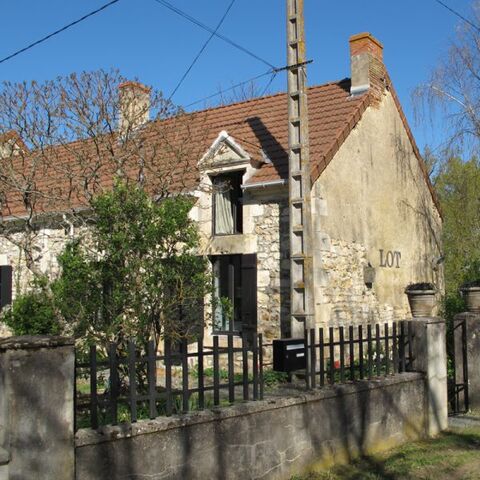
[406,290,436,317]
[460,286,480,313]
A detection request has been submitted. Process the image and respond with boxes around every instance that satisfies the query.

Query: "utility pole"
[286,0,315,337]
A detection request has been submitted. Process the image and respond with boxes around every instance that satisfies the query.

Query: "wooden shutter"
[241,254,257,342]
[0,266,13,310]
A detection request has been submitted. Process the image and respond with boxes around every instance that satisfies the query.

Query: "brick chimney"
[118,81,151,137]
[349,33,386,104]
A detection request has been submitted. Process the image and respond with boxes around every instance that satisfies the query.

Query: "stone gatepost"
[0,336,75,480]
[453,312,480,412]
[410,318,448,436]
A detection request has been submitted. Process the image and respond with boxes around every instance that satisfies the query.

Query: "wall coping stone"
[454,312,480,321]
[0,335,74,351]
[75,372,424,448]
[404,316,444,325]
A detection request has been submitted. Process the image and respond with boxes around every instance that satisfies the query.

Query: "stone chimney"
[118,81,151,137]
[349,32,386,104]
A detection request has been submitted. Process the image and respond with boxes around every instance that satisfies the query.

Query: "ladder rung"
[290,197,303,205]
[290,143,302,150]
[291,254,305,260]
[292,224,303,232]
[290,90,300,97]
[291,170,302,177]
[290,116,300,124]
[293,281,305,289]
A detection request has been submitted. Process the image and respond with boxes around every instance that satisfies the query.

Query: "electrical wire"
[433,0,480,33]
[151,0,275,70]
[0,0,121,65]
[184,70,274,109]
[168,0,237,101]
[183,61,311,110]
[205,71,279,152]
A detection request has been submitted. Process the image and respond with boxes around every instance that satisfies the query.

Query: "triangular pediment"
[199,130,251,168]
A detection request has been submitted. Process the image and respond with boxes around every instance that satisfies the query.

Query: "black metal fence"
[303,321,414,389]
[449,317,469,414]
[75,333,264,431]
[75,321,416,431]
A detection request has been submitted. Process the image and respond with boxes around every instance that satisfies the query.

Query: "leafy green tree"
[435,156,480,294]
[52,181,210,350]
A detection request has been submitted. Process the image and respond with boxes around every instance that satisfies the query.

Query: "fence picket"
[164,338,173,416]
[198,337,205,410]
[128,340,137,423]
[392,322,398,374]
[108,342,119,425]
[375,324,381,376]
[242,333,249,401]
[329,327,335,385]
[358,325,364,380]
[89,345,98,430]
[182,338,189,413]
[349,326,355,381]
[259,333,264,401]
[147,340,157,419]
[310,328,316,388]
[319,328,325,387]
[385,323,390,375]
[213,336,220,406]
[339,326,345,383]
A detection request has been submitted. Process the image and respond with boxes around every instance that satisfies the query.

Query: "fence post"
[410,318,448,436]
[0,336,75,480]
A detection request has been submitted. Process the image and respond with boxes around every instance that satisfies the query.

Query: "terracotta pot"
[461,286,480,313]
[406,290,436,317]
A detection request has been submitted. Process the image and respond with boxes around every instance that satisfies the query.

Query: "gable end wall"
[312,91,443,325]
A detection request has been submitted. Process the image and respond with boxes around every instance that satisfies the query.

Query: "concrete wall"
[75,373,427,480]
[312,91,443,326]
[0,336,75,480]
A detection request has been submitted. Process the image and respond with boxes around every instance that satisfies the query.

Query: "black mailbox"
[273,338,306,373]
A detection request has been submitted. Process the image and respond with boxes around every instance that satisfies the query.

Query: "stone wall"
[252,198,290,340]
[75,373,428,480]
[312,91,443,327]
[0,336,75,480]
[0,226,71,299]
[316,238,399,326]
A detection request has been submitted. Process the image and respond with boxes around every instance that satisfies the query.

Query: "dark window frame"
[211,170,244,237]
[211,254,257,341]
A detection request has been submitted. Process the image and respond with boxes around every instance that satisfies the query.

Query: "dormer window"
[212,171,243,235]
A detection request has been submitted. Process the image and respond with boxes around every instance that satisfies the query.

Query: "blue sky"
[0,0,472,152]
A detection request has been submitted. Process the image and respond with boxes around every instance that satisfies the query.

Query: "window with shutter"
[0,265,13,310]
[212,254,257,336]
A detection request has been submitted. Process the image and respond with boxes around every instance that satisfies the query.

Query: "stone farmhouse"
[0,33,442,345]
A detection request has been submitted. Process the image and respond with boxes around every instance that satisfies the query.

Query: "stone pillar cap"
[0,335,74,351]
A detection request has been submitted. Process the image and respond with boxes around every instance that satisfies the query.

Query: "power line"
[433,0,480,33]
[168,0,237,101]
[151,0,275,70]
[183,61,312,110]
[184,70,275,109]
[0,0,121,65]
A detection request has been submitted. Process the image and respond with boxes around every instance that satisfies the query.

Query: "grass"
[291,426,480,480]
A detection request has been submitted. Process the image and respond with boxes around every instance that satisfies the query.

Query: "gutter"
[241,179,287,190]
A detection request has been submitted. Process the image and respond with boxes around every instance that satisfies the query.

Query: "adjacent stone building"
[0,33,442,345]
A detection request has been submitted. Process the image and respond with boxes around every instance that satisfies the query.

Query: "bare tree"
[413,1,480,157]
[0,69,209,287]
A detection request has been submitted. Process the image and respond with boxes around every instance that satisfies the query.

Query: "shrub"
[1,287,61,336]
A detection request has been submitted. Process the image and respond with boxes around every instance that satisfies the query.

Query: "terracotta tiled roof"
[0,77,440,218]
